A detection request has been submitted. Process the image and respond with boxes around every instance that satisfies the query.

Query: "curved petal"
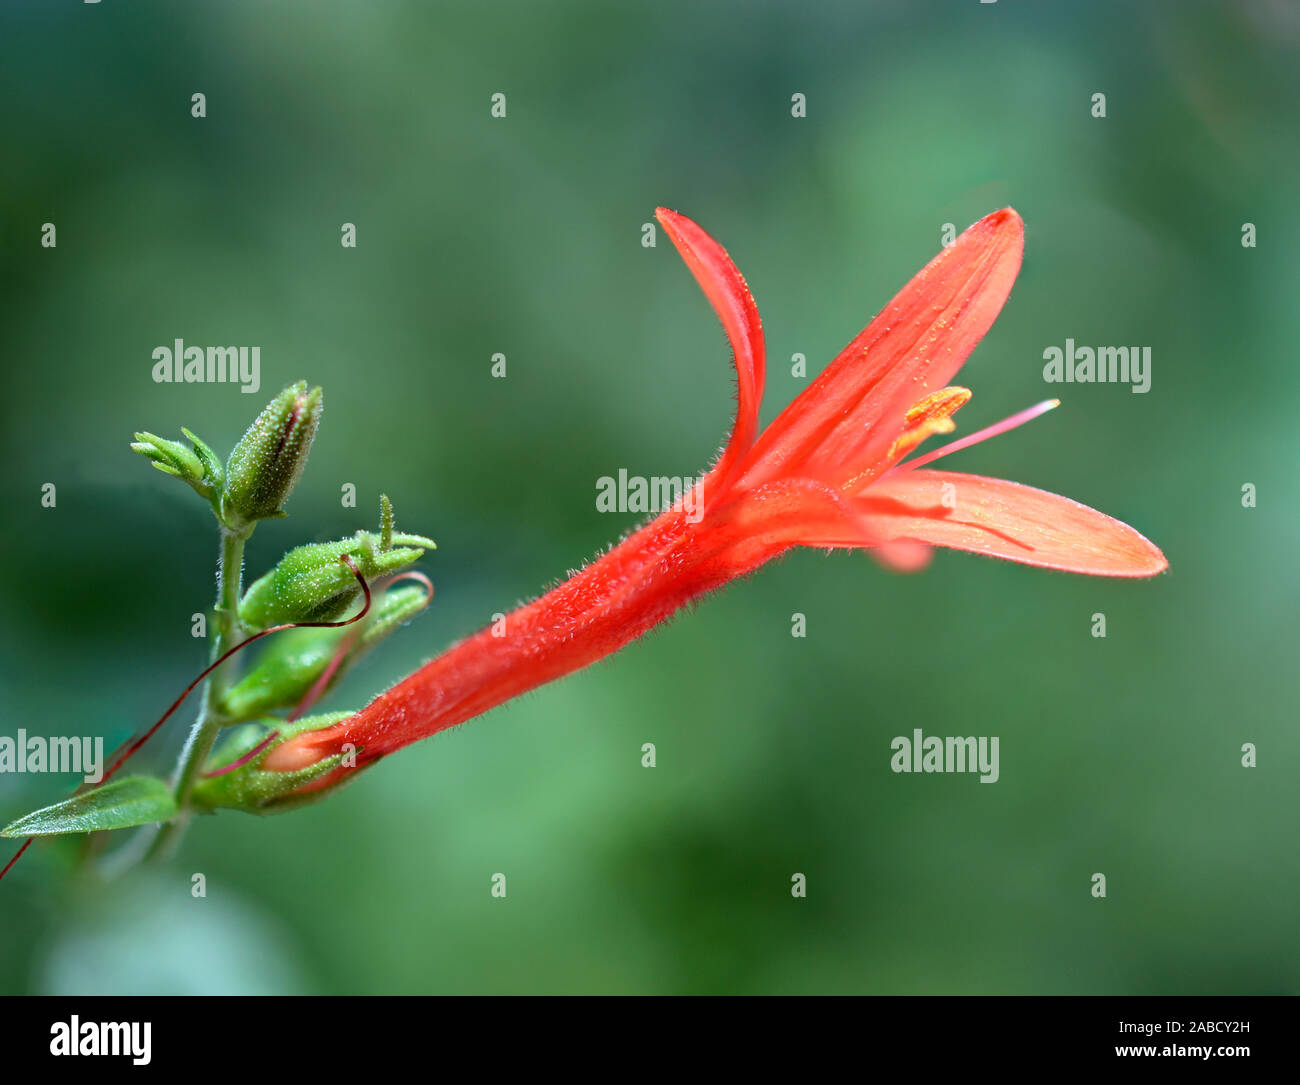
[858,469,1168,577]
[741,208,1024,489]
[656,207,765,496]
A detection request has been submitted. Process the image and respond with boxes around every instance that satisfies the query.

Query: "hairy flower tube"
[251,207,1165,797]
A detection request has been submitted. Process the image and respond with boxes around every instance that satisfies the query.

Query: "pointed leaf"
[1,776,177,837]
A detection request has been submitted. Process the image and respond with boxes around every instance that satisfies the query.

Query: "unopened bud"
[239,530,434,631]
[238,495,433,631]
[222,382,322,530]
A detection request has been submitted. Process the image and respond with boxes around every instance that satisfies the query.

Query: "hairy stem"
[149,528,248,859]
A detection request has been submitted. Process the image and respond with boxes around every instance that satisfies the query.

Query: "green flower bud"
[222,381,322,530]
[219,583,432,719]
[131,427,224,513]
[238,495,433,631]
[239,531,434,632]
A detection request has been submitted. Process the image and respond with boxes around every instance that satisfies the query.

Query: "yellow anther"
[889,386,972,461]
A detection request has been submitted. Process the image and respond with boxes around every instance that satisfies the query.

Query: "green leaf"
[1,776,177,838]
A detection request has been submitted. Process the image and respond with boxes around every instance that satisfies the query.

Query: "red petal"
[657,207,765,496]
[741,209,1024,488]
[858,469,1168,577]
[695,477,881,578]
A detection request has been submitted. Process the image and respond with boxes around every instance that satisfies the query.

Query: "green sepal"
[190,713,363,815]
[132,432,202,480]
[182,427,225,496]
[132,428,225,515]
[1,776,177,838]
[379,492,395,550]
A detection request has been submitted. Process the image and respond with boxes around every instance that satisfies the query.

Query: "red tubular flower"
[266,207,1166,781]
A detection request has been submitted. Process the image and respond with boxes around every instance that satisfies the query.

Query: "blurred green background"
[1,0,1297,994]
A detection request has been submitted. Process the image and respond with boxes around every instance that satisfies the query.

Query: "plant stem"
[149,527,248,860]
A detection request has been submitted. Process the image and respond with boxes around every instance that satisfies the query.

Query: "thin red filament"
[0,554,374,882]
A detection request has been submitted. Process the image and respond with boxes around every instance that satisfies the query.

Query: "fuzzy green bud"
[238,496,433,631]
[222,381,322,530]
[239,530,434,631]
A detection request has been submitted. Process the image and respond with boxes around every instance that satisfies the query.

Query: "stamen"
[843,386,972,493]
[887,386,972,462]
[897,399,1060,472]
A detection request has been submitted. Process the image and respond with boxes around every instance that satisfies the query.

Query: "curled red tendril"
[1,555,437,883]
